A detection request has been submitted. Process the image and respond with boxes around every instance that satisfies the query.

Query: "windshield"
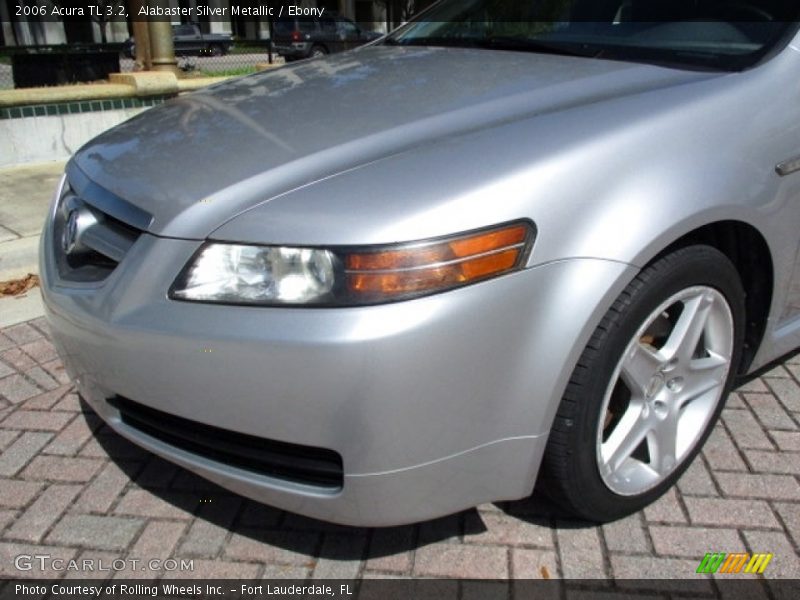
[387,0,800,71]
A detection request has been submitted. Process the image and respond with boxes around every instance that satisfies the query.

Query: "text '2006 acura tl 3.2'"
[41,0,800,526]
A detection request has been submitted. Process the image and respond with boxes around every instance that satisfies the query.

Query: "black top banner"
[7,1,327,22]
[7,0,800,23]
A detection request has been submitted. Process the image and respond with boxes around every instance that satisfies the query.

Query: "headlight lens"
[170,220,535,306]
[170,244,336,304]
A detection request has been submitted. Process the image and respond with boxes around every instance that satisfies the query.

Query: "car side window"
[338,20,359,36]
[298,19,318,33]
[273,19,293,34]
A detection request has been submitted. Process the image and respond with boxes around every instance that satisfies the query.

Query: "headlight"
[170,244,337,304]
[169,220,535,306]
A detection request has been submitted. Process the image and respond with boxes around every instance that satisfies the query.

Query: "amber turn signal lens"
[344,222,533,299]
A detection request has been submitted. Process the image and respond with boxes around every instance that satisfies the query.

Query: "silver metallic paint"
[41,33,800,525]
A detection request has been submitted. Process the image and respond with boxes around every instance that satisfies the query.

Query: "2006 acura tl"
[41,1,800,526]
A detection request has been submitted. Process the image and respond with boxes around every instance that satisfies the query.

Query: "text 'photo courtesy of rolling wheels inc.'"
[1,1,800,600]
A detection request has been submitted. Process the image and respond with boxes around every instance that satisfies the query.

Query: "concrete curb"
[0,71,235,108]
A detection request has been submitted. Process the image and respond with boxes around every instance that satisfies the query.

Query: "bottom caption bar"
[2,579,799,600]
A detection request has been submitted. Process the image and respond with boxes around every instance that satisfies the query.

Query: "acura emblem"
[62,209,81,255]
[60,204,97,256]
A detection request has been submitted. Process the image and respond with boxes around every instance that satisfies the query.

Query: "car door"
[779,157,800,328]
[175,24,202,55]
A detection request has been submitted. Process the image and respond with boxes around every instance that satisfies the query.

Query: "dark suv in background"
[272,15,382,61]
[124,24,233,58]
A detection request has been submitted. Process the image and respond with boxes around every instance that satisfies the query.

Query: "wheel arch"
[539,243,750,520]
[648,220,773,375]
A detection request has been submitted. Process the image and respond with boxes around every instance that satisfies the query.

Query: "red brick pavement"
[0,318,798,580]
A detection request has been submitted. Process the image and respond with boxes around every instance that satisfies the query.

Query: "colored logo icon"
[696,552,773,574]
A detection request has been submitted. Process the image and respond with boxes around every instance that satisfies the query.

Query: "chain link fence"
[157,40,284,77]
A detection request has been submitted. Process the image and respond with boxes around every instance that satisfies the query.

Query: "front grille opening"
[107,396,343,490]
[64,248,116,271]
[53,183,144,283]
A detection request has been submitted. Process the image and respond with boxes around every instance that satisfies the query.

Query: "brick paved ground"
[0,317,799,581]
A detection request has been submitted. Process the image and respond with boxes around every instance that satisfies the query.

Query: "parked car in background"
[272,15,381,60]
[124,24,233,58]
[42,0,800,526]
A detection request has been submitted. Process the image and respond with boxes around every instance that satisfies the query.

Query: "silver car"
[41,1,800,526]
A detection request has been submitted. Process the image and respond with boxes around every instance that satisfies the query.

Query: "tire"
[310,45,328,58]
[209,44,224,57]
[541,245,745,522]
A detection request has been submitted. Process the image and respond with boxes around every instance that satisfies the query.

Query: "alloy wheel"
[596,286,734,495]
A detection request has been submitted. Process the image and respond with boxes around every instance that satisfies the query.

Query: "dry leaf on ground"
[0,273,40,297]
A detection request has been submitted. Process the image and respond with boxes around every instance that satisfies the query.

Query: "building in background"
[0,0,433,47]
[2,0,132,45]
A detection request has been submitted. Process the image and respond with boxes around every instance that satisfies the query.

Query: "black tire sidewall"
[561,246,745,520]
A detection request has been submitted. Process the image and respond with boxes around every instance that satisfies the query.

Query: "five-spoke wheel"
[597,286,734,496]
[542,246,744,521]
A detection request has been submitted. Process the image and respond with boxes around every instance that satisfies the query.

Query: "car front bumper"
[40,210,633,525]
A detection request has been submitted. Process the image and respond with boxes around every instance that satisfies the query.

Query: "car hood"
[71,45,718,238]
